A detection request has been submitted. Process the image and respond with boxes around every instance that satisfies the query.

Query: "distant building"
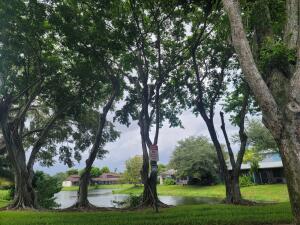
[62,175,80,187]
[159,169,188,185]
[62,173,122,187]
[228,152,286,184]
[91,173,122,185]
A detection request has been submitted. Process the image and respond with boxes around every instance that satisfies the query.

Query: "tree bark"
[224,174,242,204]
[0,99,37,209]
[75,90,117,208]
[10,162,36,209]
[76,168,92,208]
[222,0,300,222]
[278,118,300,224]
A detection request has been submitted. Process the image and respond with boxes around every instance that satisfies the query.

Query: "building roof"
[91,177,120,182]
[99,173,121,178]
[65,175,80,182]
[228,161,283,170]
[92,173,122,182]
[64,173,122,183]
[227,152,283,170]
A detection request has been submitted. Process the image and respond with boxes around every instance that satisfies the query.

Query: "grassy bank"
[61,184,289,202]
[114,184,289,203]
[0,203,292,225]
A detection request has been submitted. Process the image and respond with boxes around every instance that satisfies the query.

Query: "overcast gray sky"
[35,102,244,175]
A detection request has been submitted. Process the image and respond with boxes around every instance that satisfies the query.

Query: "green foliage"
[114,0,186,129]
[259,38,296,75]
[239,175,254,187]
[158,164,167,174]
[52,172,68,185]
[123,156,142,185]
[243,148,262,174]
[114,193,142,208]
[163,178,176,185]
[79,167,102,177]
[90,167,101,177]
[100,166,110,174]
[0,189,11,201]
[33,171,62,209]
[66,169,78,176]
[169,136,220,185]
[246,119,278,152]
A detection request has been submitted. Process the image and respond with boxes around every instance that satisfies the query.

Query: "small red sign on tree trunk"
[150,144,159,161]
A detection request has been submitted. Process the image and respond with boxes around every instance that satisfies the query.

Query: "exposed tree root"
[5,198,37,210]
[62,201,117,212]
[127,198,170,211]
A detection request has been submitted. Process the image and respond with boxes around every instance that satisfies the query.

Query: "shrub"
[164,178,176,185]
[113,193,142,208]
[0,189,11,201]
[33,171,62,209]
[239,175,254,187]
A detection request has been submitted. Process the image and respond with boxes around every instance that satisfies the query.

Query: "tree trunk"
[2,126,37,209]
[205,121,242,203]
[74,91,117,209]
[142,168,159,210]
[224,174,242,204]
[139,138,159,209]
[75,170,92,208]
[278,125,300,225]
[10,167,36,209]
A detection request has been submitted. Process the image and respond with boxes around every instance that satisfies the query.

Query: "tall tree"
[169,136,220,185]
[115,0,185,209]
[220,81,252,203]
[222,0,300,223]
[0,0,80,208]
[50,0,124,208]
[180,1,252,203]
[123,155,143,185]
[0,0,107,209]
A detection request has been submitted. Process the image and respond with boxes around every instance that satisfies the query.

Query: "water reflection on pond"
[55,189,221,209]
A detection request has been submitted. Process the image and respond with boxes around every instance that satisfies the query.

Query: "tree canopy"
[169,136,220,185]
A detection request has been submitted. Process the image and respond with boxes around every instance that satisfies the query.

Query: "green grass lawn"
[62,184,288,203]
[0,203,292,225]
[0,200,9,208]
[114,184,289,203]
[0,184,291,225]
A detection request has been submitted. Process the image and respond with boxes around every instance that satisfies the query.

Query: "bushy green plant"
[33,171,62,209]
[239,175,254,187]
[0,189,11,201]
[164,178,176,185]
[113,193,142,208]
[259,38,296,75]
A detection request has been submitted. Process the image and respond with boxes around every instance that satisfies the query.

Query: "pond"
[54,189,221,209]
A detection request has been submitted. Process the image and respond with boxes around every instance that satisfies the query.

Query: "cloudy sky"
[35,102,244,175]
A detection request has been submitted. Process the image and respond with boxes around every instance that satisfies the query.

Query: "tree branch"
[234,89,249,176]
[16,81,42,124]
[220,111,236,168]
[222,0,283,138]
[27,106,67,171]
[22,128,44,138]
[284,0,299,48]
